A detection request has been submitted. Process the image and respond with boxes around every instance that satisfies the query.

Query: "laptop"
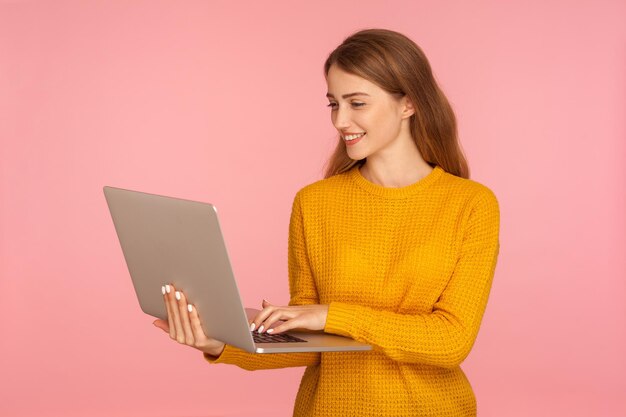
[103,186,371,354]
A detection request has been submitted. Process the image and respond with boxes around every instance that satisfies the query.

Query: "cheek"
[362,110,388,135]
[378,108,403,135]
[352,112,371,130]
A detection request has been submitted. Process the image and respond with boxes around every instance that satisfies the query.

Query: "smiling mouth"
[343,132,366,141]
[343,132,366,146]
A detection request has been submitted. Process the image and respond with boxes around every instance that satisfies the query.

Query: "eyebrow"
[326,92,370,99]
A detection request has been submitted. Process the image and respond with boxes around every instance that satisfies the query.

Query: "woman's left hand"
[250,300,329,334]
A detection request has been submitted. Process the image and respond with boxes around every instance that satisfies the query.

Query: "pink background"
[1,1,625,416]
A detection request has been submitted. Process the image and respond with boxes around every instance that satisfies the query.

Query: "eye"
[327,102,365,110]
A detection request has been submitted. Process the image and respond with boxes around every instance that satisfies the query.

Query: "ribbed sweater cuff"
[324,302,359,337]
[203,344,244,365]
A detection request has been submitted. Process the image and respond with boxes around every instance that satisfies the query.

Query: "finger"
[269,317,304,335]
[163,285,176,339]
[167,284,185,343]
[187,303,208,344]
[261,309,294,334]
[250,299,272,331]
[153,319,170,333]
[251,304,275,333]
[176,290,195,345]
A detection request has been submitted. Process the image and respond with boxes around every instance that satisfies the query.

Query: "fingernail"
[250,323,256,332]
[161,286,166,295]
[267,328,274,334]
[187,304,192,313]
[258,325,264,333]
[175,291,181,301]
[263,299,269,303]
[165,285,171,294]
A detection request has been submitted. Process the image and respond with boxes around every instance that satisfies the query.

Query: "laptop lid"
[104,186,371,354]
[104,186,257,352]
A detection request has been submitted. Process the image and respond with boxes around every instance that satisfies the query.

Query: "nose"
[332,106,351,131]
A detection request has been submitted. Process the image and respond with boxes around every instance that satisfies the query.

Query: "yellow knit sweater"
[205,164,500,417]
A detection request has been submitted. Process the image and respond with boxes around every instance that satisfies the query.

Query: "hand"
[250,299,329,335]
[153,283,225,357]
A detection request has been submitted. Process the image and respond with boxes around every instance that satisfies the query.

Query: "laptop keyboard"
[252,332,307,343]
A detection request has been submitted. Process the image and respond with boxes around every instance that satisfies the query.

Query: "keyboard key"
[252,332,307,343]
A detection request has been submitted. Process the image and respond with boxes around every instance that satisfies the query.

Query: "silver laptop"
[103,186,371,354]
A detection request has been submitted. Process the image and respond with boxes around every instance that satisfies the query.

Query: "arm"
[323,189,500,368]
[204,191,321,369]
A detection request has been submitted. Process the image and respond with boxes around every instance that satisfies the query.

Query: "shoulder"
[437,169,499,210]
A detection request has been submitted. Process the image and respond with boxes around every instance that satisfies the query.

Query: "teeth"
[344,132,366,141]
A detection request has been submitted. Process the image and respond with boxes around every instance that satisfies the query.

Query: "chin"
[346,149,367,161]
[348,153,365,162]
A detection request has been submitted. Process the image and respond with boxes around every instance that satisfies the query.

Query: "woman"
[154,28,500,417]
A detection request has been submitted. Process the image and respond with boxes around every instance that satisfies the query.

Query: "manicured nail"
[258,325,264,333]
[175,291,181,301]
[267,328,274,334]
[165,285,171,294]
[187,304,192,313]
[250,323,256,332]
[161,286,166,295]
[263,299,269,303]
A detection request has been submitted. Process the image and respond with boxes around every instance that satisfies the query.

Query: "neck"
[360,147,433,188]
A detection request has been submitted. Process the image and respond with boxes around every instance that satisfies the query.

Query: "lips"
[344,133,365,146]
[342,132,366,141]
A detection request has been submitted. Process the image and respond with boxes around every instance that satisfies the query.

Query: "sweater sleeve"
[323,188,500,368]
[203,191,321,369]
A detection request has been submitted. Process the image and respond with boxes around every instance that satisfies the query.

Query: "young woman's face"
[325,64,414,161]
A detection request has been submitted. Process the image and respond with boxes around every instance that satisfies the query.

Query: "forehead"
[326,65,382,97]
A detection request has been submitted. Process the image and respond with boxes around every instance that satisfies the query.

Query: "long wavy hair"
[323,29,469,179]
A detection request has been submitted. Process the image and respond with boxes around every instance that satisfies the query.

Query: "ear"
[401,96,415,119]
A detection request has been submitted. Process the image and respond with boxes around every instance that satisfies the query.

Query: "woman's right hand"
[153,283,225,357]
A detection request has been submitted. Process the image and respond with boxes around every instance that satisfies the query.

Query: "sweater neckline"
[348,164,444,199]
